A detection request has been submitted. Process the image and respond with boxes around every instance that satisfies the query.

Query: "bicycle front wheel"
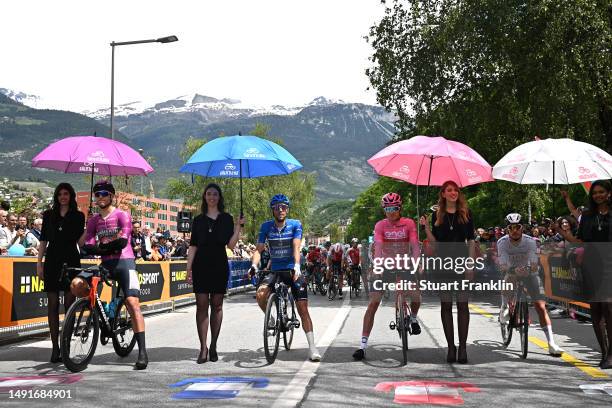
[397,294,409,366]
[264,293,280,364]
[501,299,513,348]
[519,300,529,359]
[283,296,296,350]
[61,298,99,372]
[328,276,337,300]
[112,298,136,357]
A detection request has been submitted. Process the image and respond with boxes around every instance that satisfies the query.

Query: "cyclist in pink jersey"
[83,180,148,370]
[353,192,422,361]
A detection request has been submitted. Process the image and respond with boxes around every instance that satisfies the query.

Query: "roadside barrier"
[0,256,252,337]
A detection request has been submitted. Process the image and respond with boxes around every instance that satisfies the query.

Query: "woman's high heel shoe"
[446,345,457,363]
[50,348,61,363]
[197,348,208,364]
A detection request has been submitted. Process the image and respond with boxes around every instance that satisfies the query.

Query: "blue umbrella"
[179,134,303,215]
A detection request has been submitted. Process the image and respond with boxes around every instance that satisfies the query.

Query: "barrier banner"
[548,255,586,303]
[135,263,164,303]
[11,262,52,321]
[228,260,250,289]
[169,261,192,297]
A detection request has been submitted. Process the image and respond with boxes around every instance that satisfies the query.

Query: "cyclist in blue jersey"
[249,194,321,361]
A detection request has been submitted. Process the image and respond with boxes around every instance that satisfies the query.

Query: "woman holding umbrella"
[36,183,85,363]
[186,183,244,363]
[420,180,476,364]
[559,180,612,368]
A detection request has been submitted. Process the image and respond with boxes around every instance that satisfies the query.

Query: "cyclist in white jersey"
[497,213,564,356]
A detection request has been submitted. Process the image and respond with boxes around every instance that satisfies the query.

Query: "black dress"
[577,212,612,301]
[40,209,85,293]
[431,209,475,283]
[190,213,234,294]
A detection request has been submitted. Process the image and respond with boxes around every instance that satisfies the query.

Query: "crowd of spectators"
[0,204,259,262]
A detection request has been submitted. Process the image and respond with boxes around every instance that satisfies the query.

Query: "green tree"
[165,124,316,242]
[362,0,610,226]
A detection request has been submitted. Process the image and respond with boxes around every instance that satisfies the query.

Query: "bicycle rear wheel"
[519,300,529,359]
[61,298,99,372]
[264,293,280,364]
[397,294,409,366]
[283,295,296,350]
[112,298,136,357]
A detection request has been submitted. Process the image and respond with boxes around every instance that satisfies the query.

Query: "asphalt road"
[1,288,611,407]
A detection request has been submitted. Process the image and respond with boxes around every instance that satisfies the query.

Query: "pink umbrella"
[367,135,493,187]
[32,135,153,213]
[368,136,493,235]
[32,136,153,176]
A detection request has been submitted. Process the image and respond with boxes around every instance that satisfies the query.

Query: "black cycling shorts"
[330,261,344,277]
[260,270,308,301]
[102,258,141,299]
[505,272,546,301]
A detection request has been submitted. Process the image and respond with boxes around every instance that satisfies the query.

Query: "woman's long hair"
[49,182,78,223]
[435,180,470,226]
[586,179,612,216]
[201,183,225,214]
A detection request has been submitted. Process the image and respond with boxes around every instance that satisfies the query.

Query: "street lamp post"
[110,35,178,140]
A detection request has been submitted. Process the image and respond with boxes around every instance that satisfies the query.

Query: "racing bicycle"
[500,270,530,359]
[60,264,136,372]
[263,271,301,364]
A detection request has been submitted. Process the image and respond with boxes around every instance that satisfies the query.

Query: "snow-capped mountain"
[82,94,352,122]
[0,88,52,110]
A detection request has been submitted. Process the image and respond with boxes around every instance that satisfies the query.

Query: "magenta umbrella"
[367,135,493,231]
[32,135,153,213]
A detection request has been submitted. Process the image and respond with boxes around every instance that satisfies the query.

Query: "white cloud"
[1,0,384,112]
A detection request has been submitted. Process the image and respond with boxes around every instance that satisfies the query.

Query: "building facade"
[76,191,195,234]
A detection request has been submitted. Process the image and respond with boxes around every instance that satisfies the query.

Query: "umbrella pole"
[240,159,244,220]
[416,184,420,241]
[88,163,95,216]
[552,160,555,218]
[426,155,433,213]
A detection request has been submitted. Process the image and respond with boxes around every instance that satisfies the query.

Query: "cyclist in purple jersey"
[83,180,148,370]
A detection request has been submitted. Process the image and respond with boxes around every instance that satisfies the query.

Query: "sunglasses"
[508,224,522,231]
[272,204,289,212]
[94,190,111,198]
[383,206,400,213]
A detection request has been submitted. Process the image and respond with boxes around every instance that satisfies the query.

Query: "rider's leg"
[125,295,148,368]
[362,291,383,343]
[256,285,271,312]
[293,272,320,361]
[209,293,224,361]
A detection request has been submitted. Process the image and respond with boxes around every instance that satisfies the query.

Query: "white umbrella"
[493,138,612,184]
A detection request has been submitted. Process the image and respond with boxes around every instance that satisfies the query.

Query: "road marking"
[469,303,609,379]
[468,304,493,319]
[529,336,609,379]
[272,294,351,408]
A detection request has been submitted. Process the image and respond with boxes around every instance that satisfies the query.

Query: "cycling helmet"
[93,180,115,194]
[269,194,290,208]
[308,243,316,249]
[351,237,358,244]
[381,192,402,208]
[324,241,331,248]
[505,213,522,225]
